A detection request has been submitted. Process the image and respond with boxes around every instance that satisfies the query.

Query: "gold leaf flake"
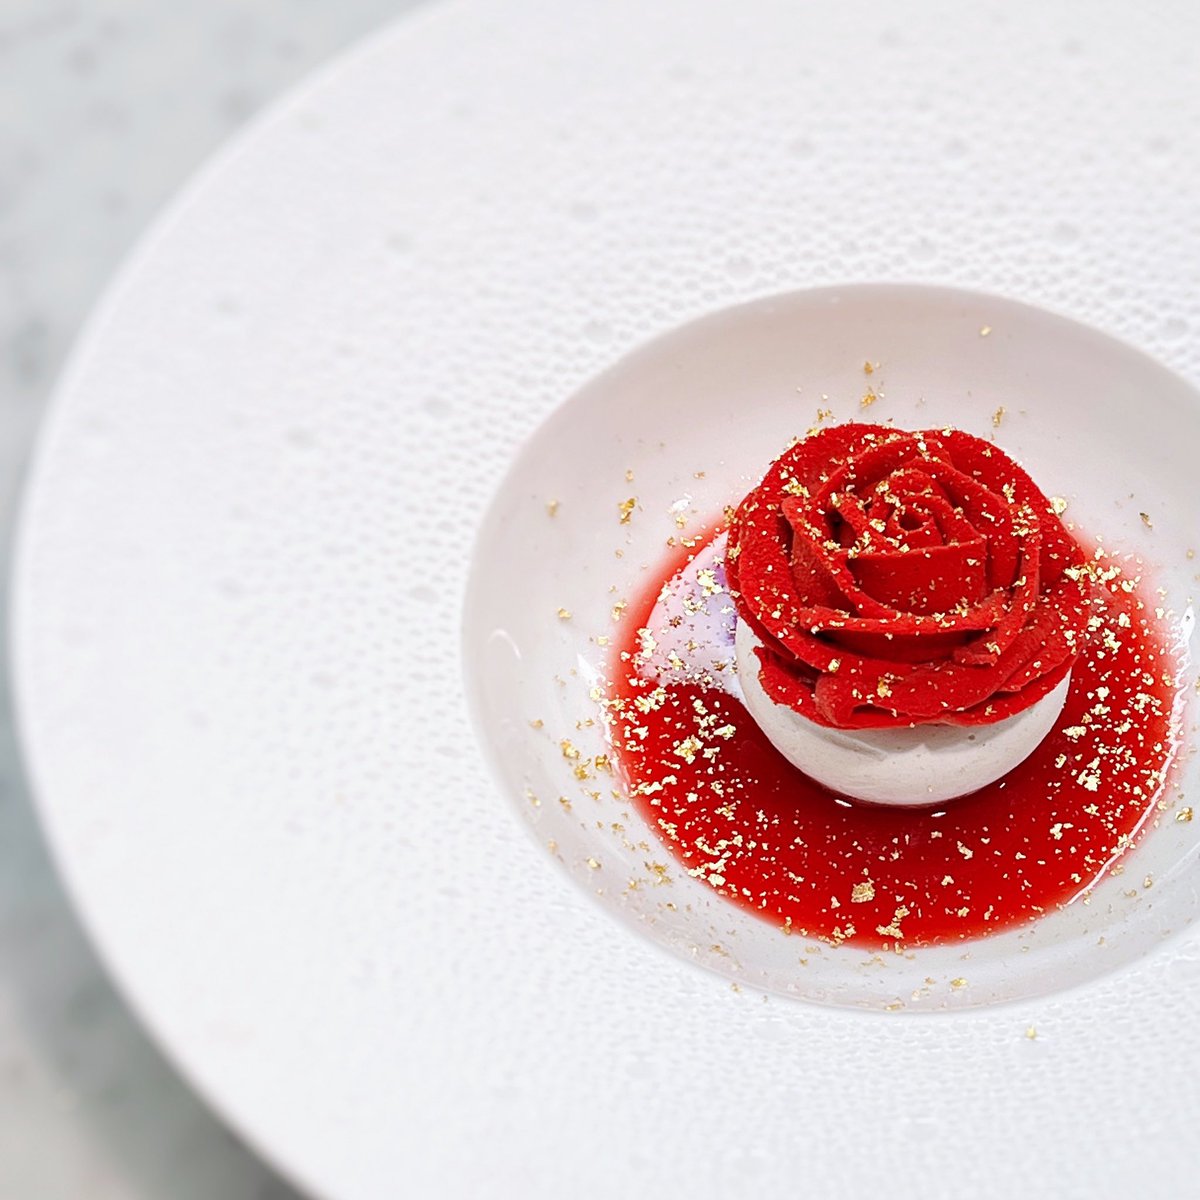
[646,861,672,885]
[875,905,910,939]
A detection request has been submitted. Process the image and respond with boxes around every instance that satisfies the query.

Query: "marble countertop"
[0,3,422,1195]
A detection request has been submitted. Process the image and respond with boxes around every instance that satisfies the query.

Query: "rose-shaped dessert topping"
[726,424,1090,729]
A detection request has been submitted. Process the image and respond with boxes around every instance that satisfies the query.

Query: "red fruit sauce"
[608,527,1180,948]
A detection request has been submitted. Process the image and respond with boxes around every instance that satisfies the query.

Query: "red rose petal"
[850,538,989,615]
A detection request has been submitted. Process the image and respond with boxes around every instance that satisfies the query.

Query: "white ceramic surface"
[11,1,1200,1197]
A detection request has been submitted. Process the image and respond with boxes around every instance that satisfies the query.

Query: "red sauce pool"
[608,527,1180,948]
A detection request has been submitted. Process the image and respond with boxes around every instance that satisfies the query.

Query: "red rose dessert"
[727,424,1090,729]
[714,424,1093,804]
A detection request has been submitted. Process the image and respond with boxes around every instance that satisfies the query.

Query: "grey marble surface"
[0,3,423,1196]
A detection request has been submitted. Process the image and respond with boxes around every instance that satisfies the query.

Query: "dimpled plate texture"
[11,1,1200,1198]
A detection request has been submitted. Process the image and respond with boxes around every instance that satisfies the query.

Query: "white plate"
[12,1,1200,1197]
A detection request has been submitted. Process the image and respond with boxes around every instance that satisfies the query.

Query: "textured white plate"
[11,1,1200,1197]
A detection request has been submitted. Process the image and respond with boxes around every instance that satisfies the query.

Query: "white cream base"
[735,622,1071,808]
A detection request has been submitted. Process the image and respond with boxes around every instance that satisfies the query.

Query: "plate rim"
[6,5,464,1196]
